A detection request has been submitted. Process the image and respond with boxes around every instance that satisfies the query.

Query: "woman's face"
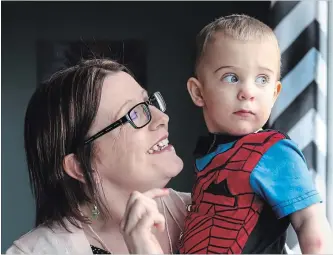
[88,72,183,192]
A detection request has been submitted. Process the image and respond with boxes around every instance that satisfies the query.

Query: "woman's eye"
[130,110,139,120]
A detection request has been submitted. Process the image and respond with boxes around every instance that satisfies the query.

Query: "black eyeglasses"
[84,91,166,145]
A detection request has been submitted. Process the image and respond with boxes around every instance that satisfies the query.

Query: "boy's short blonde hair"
[195,14,281,79]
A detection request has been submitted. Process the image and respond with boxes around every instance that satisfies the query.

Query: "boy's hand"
[291,203,333,254]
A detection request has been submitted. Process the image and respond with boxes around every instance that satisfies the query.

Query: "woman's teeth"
[148,138,169,154]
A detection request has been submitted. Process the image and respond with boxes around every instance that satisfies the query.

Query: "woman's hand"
[120,188,169,254]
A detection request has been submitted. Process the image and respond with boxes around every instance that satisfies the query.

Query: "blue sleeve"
[250,139,322,219]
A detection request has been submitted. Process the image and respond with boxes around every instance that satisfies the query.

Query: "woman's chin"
[157,156,184,179]
[166,156,184,178]
[146,145,184,181]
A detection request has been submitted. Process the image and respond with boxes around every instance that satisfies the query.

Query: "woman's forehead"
[103,72,143,98]
[98,72,146,117]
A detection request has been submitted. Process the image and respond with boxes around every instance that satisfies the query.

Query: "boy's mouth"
[234,109,254,116]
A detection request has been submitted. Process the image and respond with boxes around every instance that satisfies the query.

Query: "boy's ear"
[187,77,205,107]
[273,81,282,103]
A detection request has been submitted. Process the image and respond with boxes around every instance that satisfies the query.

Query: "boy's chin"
[207,121,262,136]
[228,126,261,136]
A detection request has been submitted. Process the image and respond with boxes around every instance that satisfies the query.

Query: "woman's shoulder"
[159,189,191,231]
[168,188,191,206]
[163,188,191,216]
[6,225,54,253]
[6,221,92,254]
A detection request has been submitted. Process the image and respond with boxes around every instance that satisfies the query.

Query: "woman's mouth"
[148,138,173,154]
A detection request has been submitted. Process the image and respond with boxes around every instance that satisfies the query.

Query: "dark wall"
[1,1,270,251]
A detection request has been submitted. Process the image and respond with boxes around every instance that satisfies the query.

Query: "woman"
[7,59,190,254]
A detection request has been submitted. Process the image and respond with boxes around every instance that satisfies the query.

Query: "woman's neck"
[82,179,169,232]
[82,183,132,232]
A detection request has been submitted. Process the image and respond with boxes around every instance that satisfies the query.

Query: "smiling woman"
[83,91,165,144]
[6,59,190,254]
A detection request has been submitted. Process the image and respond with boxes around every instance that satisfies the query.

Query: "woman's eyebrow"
[111,90,148,121]
[142,89,148,98]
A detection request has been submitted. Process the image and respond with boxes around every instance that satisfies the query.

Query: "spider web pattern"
[179,130,287,254]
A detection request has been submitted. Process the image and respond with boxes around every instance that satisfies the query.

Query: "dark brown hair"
[25,59,129,230]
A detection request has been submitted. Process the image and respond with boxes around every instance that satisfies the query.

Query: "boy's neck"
[194,128,265,157]
[209,128,263,136]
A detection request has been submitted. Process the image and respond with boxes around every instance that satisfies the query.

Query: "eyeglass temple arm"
[83,117,126,145]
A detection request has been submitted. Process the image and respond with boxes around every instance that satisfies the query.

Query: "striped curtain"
[269,1,328,253]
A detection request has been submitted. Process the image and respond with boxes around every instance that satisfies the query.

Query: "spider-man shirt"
[179,129,321,254]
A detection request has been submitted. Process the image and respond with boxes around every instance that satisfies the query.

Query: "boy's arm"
[250,138,331,253]
[291,203,333,253]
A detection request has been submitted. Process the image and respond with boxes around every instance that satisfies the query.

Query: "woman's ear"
[187,77,205,107]
[63,153,86,183]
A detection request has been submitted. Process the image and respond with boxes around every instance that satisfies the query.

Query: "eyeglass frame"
[83,92,165,145]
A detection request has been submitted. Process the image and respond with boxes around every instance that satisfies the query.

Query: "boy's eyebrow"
[258,66,274,74]
[214,65,275,74]
[214,65,234,73]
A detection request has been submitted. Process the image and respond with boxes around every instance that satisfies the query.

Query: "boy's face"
[188,33,281,135]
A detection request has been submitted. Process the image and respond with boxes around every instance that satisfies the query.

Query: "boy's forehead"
[202,33,280,74]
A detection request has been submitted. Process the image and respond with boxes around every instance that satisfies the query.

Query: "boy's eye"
[223,74,239,84]
[255,75,269,85]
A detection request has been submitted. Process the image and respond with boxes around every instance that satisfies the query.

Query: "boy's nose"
[237,83,255,101]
